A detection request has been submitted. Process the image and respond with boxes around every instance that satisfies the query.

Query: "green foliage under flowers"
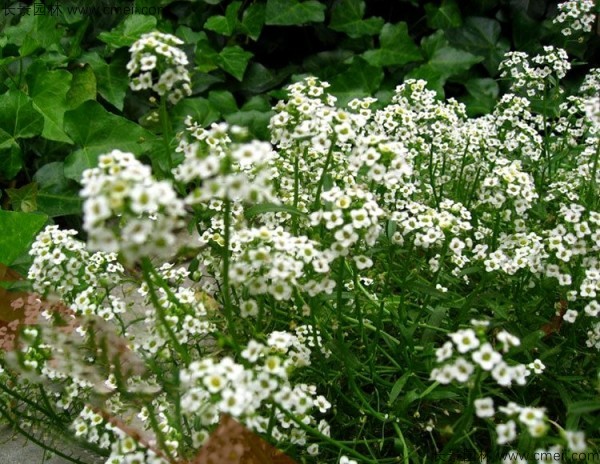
[0,1,600,463]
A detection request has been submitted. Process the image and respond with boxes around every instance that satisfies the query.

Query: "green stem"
[274,403,379,464]
[313,142,335,210]
[292,151,300,234]
[221,197,239,350]
[160,96,173,173]
[140,258,190,364]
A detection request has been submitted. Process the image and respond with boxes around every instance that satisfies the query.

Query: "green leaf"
[241,62,294,94]
[405,64,445,98]
[34,162,83,217]
[329,0,384,38]
[27,67,74,143]
[82,52,129,110]
[446,16,510,74]
[421,30,449,59]
[98,15,158,48]
[208,90,238,116]
[388,373,411,404]
[0,129,23,180]
[362,22,422,67]
[195,33,220,73]
[428,46,483,76]
[225,110,274,140]
[171,98,220,131]
[329,57,384,100]
[63,101,157,181]
[0,90,44,139]
[265,0,326,26]
[568,400,600,416]
[205,2,241,36]
[6,183,38,213]
[424,0,463,29]
[240,3,266,40]
[2,15,64,56]
[0,210,48,266]
[462,78,499,115]
[217,45,253,81]
[67,64,97,110]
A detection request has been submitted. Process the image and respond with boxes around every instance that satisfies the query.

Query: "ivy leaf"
[424,0,463,29]
[6,182,38,213]
[195,33,220,73]
[63,101,157,181]
[0,90,44,139]
[330,0,384,38]
[217,45,253,81]
[0,210,48,266]
[0,129,23,180]
[98,15,157,48]
[208,90,238,116]
[405,64,445,98]
[225,110,274,140]
[446,16,510,74]
[241,62,294,94]
[240,3,266,40]
[27,67,74,143]
[67,64,97,110]
[2,15,64,56]
[171,98,220,131]
[265,0,326,26]
[205,2,242,36]
[82,52,129,110]
[362,23,422,67]
[34,162,82,217]
[330,57,384,102]
[462,78,499,115]
[428,46,483,76]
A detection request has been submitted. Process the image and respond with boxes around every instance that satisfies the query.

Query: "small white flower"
[496,420,517,445]
[450,329,480,353]
[564,430,587,453]
[472,343,502,371]
[474,397,495,418]
[528,359,545,374]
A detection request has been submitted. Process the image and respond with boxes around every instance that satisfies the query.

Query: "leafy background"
[0,0,598,251]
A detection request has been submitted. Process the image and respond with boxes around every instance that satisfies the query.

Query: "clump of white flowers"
[179,329,331,450]
[553,0,597,36]
[80,149,186,263]
[430,325,541,388]
[500,46,571,97]
[127,31,192,104]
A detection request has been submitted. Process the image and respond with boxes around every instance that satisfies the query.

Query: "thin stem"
[160,96,173,173]
[221,197,240,350]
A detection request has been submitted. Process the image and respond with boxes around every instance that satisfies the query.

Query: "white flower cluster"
[105,433,169,464]
[173,120,277,205]
[391,199,474,273]
[500,47,571,96]
[269,77,370,215]
[430,326,542,388]
[309,185,385,257]
[477,159,539,216]
[483,231,547,275]
[227,227,336,302]
[80,149,186,263]
[553,0,597,36]
[179,329,331,450]
[28,225,125,316]
[127,31,191,104]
